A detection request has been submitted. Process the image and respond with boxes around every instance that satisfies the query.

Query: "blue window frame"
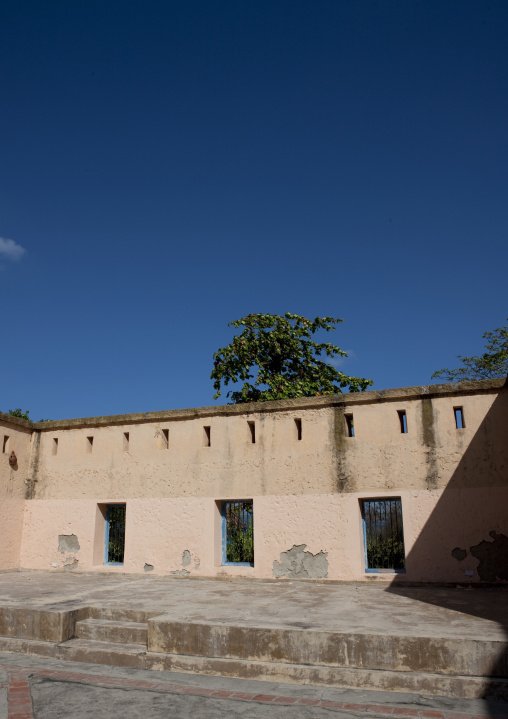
[104,504,126,565]
[221,501,254,566]
[362,498,405,573]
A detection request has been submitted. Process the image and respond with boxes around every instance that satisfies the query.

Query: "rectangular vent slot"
[248,421,255,444]
[454,407,465,429]
[203,426,211,447]
[398,411,408,434]
[345,414,355,438]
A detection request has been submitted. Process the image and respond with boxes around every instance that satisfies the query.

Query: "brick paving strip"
[7,669,33,719]
[0,663,501,719]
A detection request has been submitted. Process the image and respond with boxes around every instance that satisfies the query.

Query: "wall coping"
[0,378,505,432]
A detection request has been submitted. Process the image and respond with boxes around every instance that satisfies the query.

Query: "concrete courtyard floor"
[2,650,508,719]
[0,571,508,718]
[0,653,508,719]
[0,571,506,641]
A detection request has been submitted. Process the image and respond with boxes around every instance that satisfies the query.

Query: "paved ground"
[0,572,506,640]
[1,651,508,719]
[1,572,508,717]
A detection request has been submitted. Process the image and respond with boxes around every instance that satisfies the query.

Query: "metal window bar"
[363,499,405,572]
[222,501,254,565]
[105,505,126,564]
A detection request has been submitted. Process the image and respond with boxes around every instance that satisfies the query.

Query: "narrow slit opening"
[86,436,94,454]
[345,414,355,438]
[248,421,255,444]
[454,407,465,429]
[398,410,408,434]
[162,429,169,449]
[2,436,8,454]
[52,438,58,455]
[295,418,302,441]
[203,426,211,447]
[123,432,129,451]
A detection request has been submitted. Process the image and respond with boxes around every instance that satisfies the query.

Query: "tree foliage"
[1,409,51,422]
[432,321,508,382]
[211,312,373,403]
[7,408,31,421]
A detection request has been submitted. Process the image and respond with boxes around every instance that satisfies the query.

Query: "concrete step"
[147,619,508,678]
[144,651,508,701]
[79,606,157,624]
[58,638,147,669]
[75,619,148,645]
[0,634,507,700]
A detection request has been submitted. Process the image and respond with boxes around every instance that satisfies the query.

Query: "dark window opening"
[2,436,8,453]
[52,438,58,455]
[454,407,465,429]
[203,426,211,447]
[162,429,169,449]
[222,501,254,566]
[363,498,405,572]
[105,504,126,564]
[123,432,129,451]
[398,410,408,434]
[295,418,302,441]
[345,414,355,437]
[248,421,255,444]
[86,436,94,453]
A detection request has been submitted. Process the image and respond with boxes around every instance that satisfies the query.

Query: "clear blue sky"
[1,0,507,420]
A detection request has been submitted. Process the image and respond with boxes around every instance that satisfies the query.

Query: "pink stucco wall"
[4,379,508,582]
[0,419,31,570]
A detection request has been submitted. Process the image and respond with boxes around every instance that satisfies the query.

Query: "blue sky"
[1,0,507,420]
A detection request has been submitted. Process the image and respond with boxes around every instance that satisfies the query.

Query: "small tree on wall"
[211,312,373,403]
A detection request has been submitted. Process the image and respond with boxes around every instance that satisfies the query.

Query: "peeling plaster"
[144,563,154,572]
[470,532,508,582]
[63,557,79,569]
[451,547,467,562]
[58,535,80,553]
[170,569,190,576]
[273,544,328,579]
[182,550,191,567]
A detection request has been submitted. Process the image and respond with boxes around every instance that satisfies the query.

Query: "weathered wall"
[11,379,508,582]
[0,417,32,570]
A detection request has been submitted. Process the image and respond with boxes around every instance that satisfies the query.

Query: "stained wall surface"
[3,379,507,582]
[0,418,32,570]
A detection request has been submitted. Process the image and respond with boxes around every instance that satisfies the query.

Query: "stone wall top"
[0,377,505,432]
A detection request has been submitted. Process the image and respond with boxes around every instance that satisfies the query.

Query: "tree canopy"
[432,321,508,382]
[211,312,373,403]
[5,408,30,420]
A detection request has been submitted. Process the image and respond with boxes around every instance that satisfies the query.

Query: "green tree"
[432,321,508,382]
[211,312,373,403]
[1,409,51,422]
[7,408,31,421]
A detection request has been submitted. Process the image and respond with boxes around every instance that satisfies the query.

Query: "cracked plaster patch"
[58,535,80,553]
[273,544,328,579]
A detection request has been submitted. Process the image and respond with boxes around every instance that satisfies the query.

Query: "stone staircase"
[0,604,508,699]
[59,611,149,668]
